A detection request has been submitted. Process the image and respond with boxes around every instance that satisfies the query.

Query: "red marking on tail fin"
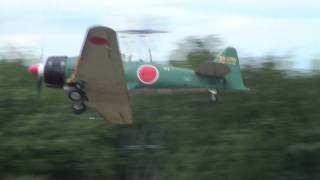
[89,36,108,45]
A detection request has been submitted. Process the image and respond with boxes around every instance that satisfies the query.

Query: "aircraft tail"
[195,47,249,91]
[216,47,248,91]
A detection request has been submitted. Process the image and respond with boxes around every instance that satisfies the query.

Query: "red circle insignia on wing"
[137,65,159,84]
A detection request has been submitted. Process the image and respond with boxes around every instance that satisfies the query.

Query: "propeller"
[36,72,43,95]
[37,50,44,95]
[29,49,45,96]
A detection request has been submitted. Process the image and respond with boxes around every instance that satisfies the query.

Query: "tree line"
[0,37,320,179]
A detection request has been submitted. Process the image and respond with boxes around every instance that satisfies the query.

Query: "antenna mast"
[148,48,153,63]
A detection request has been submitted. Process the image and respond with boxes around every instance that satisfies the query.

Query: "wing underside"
[75,26,132,124]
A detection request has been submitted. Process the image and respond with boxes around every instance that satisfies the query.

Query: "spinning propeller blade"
[36,75,43,95]
[28,49,45,96]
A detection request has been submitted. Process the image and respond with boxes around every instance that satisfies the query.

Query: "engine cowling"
[44,56,67,88]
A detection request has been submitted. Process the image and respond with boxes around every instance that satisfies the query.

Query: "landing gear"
[71,101,86,114]
[67,80,85,90]
[211,94,218,102]
[75,80,85,90]
[68,80,88,114]
[68,89,84,101]
[209,89,218,103]
[68,87,87,102]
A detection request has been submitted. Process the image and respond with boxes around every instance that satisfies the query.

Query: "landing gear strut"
[75,80,85,90]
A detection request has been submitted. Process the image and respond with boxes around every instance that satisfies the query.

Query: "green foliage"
[1,54,320,179]
[169,35,222,69]
[0,62,117,179]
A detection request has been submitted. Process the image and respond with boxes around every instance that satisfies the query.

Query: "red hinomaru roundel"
[137,65,159,85]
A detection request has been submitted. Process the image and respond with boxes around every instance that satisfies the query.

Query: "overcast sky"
[1,0,320,68]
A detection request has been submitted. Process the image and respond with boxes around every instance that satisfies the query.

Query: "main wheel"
[68,89,84,101]
[71,101,86,114]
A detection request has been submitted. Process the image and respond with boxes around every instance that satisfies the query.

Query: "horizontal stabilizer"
[195,47,249,91]
[195,62,230,77]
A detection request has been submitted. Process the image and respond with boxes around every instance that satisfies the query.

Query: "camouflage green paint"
[63,47,248,92]
[123,62,224,90]
[216,47,249,91]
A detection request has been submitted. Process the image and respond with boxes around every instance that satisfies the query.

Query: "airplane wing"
[75,26,132,124]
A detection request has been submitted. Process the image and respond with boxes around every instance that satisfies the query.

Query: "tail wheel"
[72,101,86,114]
[209,89,218,103]
[211,94,218,102]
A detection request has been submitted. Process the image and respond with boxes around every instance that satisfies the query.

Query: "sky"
[1,0,320,69]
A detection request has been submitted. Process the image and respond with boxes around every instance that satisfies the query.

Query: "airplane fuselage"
[27,26,248,121]
[64,57,223,94]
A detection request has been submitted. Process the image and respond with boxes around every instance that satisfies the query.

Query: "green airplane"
[28,26,248,124]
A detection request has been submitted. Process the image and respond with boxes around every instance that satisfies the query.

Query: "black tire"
[68,89,83,101]
[71,101,86,114]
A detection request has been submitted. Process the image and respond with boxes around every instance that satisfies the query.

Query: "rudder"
[214,47,248,91]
